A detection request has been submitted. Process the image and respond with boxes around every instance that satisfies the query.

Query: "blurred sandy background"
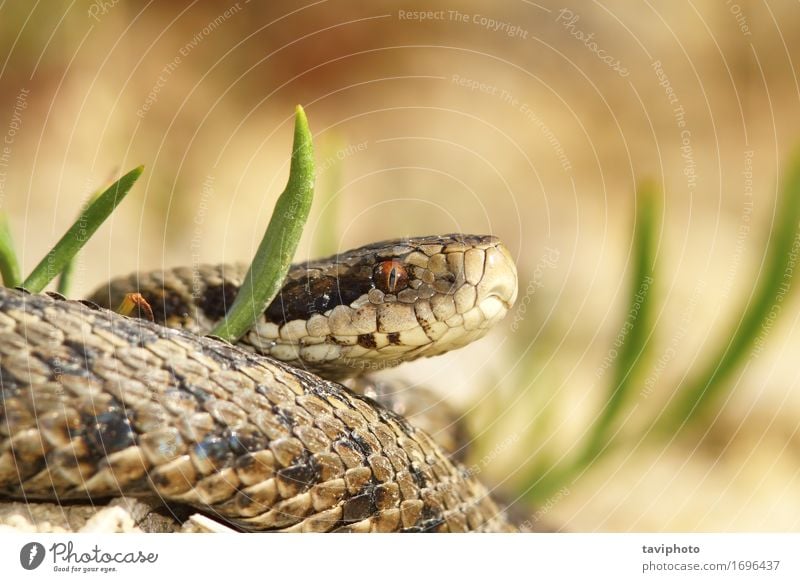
[0,0,798,531]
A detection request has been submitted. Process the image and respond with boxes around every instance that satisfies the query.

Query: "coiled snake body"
[0,234,517,532]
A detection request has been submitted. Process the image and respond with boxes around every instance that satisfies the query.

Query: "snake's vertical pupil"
[373,260,408,294]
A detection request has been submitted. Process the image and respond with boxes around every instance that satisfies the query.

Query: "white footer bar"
[1,533,797,581]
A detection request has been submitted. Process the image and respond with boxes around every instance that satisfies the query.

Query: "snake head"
[248,234,518,378]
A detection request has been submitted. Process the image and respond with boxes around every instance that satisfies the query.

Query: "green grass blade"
[0,212,22,287]
[581,181,658,459]
[666,148,800,428]
[210,105,315,342]
[22,166,144,293]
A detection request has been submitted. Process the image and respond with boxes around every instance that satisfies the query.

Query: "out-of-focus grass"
[575,182,658,462]
[665,148,800,430]
[482,150,800,508]
[518,182,660,503]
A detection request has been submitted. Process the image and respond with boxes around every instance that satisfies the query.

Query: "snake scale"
[0,234,518,532]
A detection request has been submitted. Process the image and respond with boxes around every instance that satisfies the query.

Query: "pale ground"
[0,1,799,531]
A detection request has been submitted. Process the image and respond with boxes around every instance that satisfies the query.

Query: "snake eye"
[373,260,408,294]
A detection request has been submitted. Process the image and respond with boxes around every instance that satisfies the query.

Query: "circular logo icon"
[19,542,46,570]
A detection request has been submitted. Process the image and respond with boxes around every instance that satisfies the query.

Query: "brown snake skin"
[0,236,517,532]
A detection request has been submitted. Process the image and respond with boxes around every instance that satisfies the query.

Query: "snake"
[0,234,518,532]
